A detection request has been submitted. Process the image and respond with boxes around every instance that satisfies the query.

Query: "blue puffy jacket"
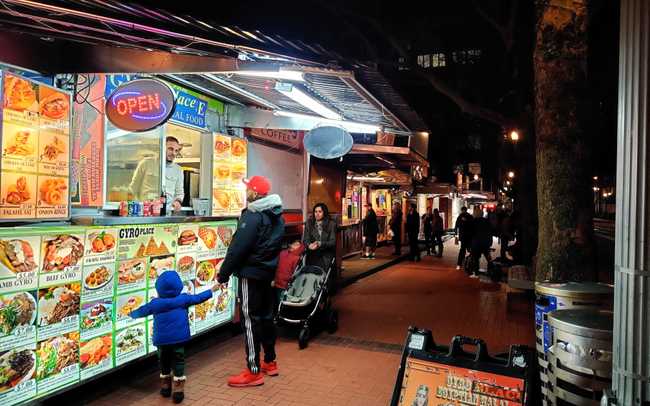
[130,271,212,346]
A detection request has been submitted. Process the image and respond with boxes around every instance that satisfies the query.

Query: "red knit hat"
[243,176,271,196]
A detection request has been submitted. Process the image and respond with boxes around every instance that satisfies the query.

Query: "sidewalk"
[339,245,408,287]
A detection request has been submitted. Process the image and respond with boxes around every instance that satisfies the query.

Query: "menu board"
[0,221,237,405]
[212,134,247,216]
[0,72,71,221]
[398,357,525,406]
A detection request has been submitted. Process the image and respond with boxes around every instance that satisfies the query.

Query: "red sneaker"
[261,361,279,376]
[227,369,264,387]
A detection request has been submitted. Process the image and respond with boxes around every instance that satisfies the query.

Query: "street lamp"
[507,171,515,179]
[473,174,479,181]
[509,130,520,142]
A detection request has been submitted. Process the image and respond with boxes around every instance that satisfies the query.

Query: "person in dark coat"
[130,271,219,403]
[303,203,337,270]
[469,207,493,277]
[362,206,379,259]
[389,202,403,255]
[406,204,421,262]
[432,209,444,258]
[217,176,285,387]
[422,207,434,255]
[454,207,474,270]
[498,211,514,261]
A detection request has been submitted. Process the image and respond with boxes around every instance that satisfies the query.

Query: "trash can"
[534,282,613,404]
[547,309,613,406]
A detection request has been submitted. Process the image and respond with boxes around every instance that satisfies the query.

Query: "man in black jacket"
[218,176,285,387]
[454,207,474,270]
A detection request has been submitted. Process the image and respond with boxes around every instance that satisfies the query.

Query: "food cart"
[0,72,244,405]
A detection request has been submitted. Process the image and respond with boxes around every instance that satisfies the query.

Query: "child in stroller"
[272,241,304,315]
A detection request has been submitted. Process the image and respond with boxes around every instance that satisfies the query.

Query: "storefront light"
[221,69,305,82]
[274,110,380,133]
[276,84,342,120]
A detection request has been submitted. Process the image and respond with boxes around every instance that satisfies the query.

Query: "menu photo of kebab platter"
[36,283,80,341]
[79,332,112,381]
[35,331,79,396]
[0,344,37,406]
[38,233,84,288]
[0,235,41,294]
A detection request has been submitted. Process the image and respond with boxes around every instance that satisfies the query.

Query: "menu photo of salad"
[116,258,147,295]
[0,344,37,406]
[114,290,145,331]
[36,283,80,341]
[0,235,41,294]
[38,234,84,288]
[35,331,79,396]
[114,322,146,367]
[0,290,37,352]
[0,172,37,219]
[79,298,112,341]
[79,333,112,381]
[83,228,117,266]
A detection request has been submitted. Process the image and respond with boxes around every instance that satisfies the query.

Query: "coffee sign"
[245,128,304,150]
[106,79,176,132]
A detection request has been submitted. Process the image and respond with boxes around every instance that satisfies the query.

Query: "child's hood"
[290,243,305,256]
[156,270,183,298]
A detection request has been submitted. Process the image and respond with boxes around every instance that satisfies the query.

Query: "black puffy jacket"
[218,194,285,282]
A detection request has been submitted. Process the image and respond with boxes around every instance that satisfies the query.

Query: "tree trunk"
[534,0,596,282]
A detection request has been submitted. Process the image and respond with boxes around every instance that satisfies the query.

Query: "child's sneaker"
[227,369,264,387]
[261,361,279,376]
[160,374,172,398]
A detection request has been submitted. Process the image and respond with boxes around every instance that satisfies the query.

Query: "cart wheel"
[298,326,310,349]
[327,310,339,334]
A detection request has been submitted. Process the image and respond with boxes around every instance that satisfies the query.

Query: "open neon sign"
[106,79,176,132]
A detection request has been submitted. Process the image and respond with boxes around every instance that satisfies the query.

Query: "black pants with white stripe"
[239,277,277,374]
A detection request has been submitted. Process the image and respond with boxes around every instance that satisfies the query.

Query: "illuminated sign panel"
[106,79,176,131]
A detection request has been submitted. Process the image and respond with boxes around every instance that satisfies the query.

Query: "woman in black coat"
[362,206,379,259]
[303,203,337,271]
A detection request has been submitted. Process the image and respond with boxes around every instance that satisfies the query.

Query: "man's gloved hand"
[217,272,229,284]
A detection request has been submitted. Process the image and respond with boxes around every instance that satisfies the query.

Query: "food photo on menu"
[148,254,175,281]
[79,334,112,375]
[0,346,36,395]
[41,234,84,273]
[38,87,69,121]
[115,291,146,330]
[197,226,218,252]
[0,291,36,334]
[36,331,79,381]
[1,173,36,211]
[115,323,146,365]
[79,299,112,338]
[37,284,80,330]
[86,230,116,257]
[3,74,38,112]
[83,264,113,293]
[176,254,195,281]
[177,227,198,251]
[0,237,39,277]
[37,177,68,208]
[117,258,146,291]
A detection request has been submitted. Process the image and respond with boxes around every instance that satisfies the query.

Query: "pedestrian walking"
[362,205,379,259]
[432,208,444,258]
[406,203,421,262]
[469,207,493,278]
[129,271,221,403]
[498,211,514,261]
[454,207,474,270]
[389,202,403,255]
[217,175,285,387]
[422,207,434,255]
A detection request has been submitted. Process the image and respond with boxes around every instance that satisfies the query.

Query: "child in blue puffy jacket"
[130,270,219,403]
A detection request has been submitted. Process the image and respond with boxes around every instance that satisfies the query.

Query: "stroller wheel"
[298,326,310,350]
[327,310,339,334]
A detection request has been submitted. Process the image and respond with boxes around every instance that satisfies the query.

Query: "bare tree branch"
[473,0,518,52]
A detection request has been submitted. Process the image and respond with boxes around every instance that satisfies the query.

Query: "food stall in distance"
[340,173,363,257]
[0,73,244,406]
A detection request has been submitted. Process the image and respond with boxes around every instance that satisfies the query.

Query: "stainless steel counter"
[71,215,237,226]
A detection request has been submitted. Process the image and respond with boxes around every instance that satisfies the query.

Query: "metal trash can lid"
[535,282,613,299]
[548,309,613,340]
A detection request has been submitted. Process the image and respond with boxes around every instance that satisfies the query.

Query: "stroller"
[276,255,338,349]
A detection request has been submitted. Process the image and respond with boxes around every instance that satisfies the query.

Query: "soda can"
[143,201,152,217]
[127,201,134,216]
[119,201,128,217]
[135,201,142,216]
